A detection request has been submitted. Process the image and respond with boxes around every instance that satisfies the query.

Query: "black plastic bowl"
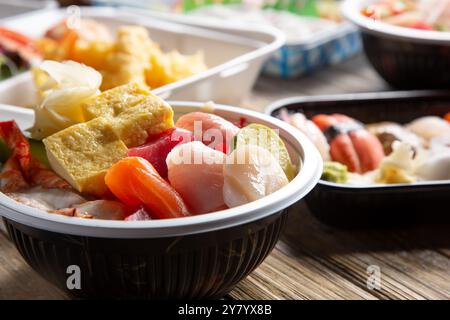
[342,0,450,89]
[0,102,322,299]
[266,90,450,228]
[2,211,286,299]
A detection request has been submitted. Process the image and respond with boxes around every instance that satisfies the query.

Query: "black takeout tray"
[266,90,450,228]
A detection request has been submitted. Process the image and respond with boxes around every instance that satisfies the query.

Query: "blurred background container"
[87,0,361,78]
[0,0,57,18]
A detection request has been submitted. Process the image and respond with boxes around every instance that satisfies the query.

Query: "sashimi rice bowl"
[0,60,322,299]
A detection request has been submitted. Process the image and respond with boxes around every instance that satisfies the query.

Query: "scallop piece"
[223,145,289,208]
[166,141,227,214]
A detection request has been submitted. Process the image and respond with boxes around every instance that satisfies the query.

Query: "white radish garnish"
[30,60,102,139]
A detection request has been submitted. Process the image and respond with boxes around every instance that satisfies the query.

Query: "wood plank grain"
[275,202,450,300]
[0,228,68,299]
[230,202,450,300]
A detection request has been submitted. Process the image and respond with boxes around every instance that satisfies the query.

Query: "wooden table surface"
[1,55,449,300]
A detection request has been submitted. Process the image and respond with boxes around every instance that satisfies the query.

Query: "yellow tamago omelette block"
[43,117,128,196]
[81,83,174,147]
[112,94,174,147]
[81,82,150,120]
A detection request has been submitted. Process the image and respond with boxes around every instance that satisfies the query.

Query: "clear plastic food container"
[151,3,362,78]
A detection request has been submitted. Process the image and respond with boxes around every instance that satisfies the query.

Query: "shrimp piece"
[0,120,31,172]
[0,27,41,64]
[0,120,69,191]
[0,157,29,192]
[29,158,70,189]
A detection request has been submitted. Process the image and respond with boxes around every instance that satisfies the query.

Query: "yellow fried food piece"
[37,20,208,91]
[35,37,72,61]
[71,40,114,70]
[100,26,153,90]
[81,82,150,120]
[112,94,174,147]
[146,50,207,88]
[43,117,128,196]
[38,18,113,62]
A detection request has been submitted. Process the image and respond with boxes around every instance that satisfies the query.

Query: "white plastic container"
[0,101,321,299]
[127,7,360,78]
[0,7,284,105]
[0,101,322,238]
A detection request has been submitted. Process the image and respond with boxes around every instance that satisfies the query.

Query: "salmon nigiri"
[166,141,227,214]
[312,114,384,173]
[105,157,190,219]
[175,112,239,153]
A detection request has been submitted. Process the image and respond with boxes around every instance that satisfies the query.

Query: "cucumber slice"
[0,138,11,163]
[29,139,49,167]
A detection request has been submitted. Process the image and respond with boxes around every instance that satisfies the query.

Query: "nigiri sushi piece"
[312,114,385,173]
[367,121,423,155]
[417,136,450,181]
[279,109,330,160]
[223,145,289,208]
[407,116,450,141]
[105,157,190,219]
[175,112,239,153]
[166,141,227,214]
[417,154,450,181]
